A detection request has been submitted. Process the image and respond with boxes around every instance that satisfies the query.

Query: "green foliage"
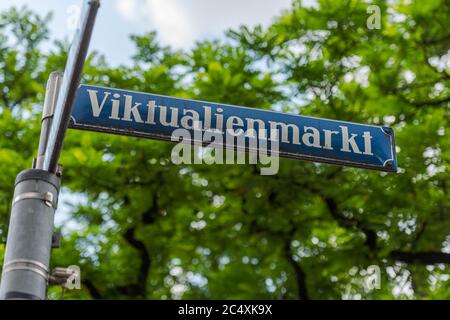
[0,0,449,299]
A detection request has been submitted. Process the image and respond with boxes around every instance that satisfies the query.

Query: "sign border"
[69,84,398,173]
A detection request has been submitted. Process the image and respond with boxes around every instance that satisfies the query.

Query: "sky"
[0,0,292,66]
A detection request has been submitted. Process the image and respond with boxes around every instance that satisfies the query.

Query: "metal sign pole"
[0,74,63,300]
[35,72,63,170]
[43,0,100,173]
[0,0,100,299]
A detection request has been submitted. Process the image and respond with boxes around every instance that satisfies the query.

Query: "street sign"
[70,84,397,172]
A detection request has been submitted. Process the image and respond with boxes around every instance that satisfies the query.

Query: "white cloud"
[115,0,138,21]
[115,0,195,47]
[114,0,291,48]
[143,0,195,47]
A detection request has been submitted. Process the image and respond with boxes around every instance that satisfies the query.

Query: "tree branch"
[283,230,309,300]
[390,251,450,265]
[82,279,102,299]
[119,227,151,298]
[324,196,377,252]
[410,96,450,108]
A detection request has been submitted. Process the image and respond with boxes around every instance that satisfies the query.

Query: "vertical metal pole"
[35,72,63,170]
[0,72,64,299]
[0,170,60,300]
[43,0,100,173]
[0,0,100,299]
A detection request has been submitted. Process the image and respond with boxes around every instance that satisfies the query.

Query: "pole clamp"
[12,191,57,209]
[42,72,63,121]
[2,259,49,281]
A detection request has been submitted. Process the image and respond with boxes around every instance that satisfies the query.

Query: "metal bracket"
[32,157,38,169]
[55,164,63,177]
[12,191,57,209]
[381,126,394,136]
[42,72,63,121]
[52,232,62,248]
[49,266,80,289]
[2,259,49,280]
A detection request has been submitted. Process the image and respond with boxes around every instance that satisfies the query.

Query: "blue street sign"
[70,84,397,172]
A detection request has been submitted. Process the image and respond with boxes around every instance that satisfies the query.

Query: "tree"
[0,0,448,300]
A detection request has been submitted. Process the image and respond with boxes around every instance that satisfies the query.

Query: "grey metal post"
[43,0,100,173]
[35,72,63,170]
[0,0,100,299]
[0,169,60,299]
[0,72,63,300]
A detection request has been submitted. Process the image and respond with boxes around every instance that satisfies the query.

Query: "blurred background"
[0,0,448,299]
